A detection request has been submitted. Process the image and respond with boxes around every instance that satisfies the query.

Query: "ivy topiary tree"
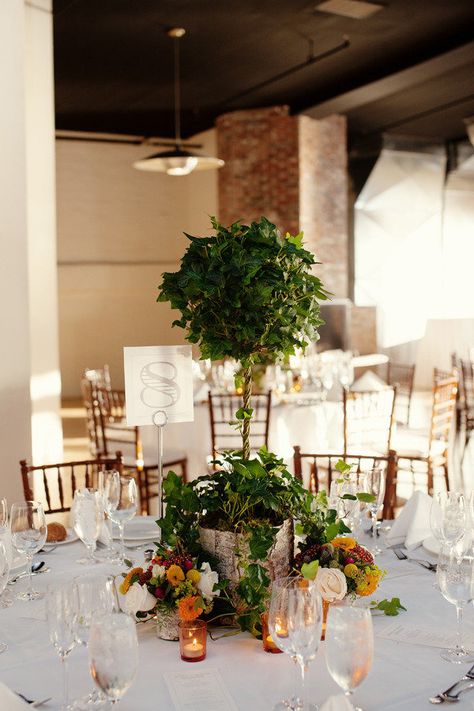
[158,216,328,459]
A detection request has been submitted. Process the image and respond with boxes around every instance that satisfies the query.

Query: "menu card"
[377,621,474,649]
[163,669,239,711]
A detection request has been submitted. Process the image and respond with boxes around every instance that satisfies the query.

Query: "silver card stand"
[152,409,169,521]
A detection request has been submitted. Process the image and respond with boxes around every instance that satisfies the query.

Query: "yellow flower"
[344,563,359,579]
[186,569,201,584]
[356,572,380,597]
[332,537,356,552]
[167,564,185,586]
[119,567,143,595]
[178,595,203,621]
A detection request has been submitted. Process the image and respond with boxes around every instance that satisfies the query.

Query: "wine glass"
[363,469,385,555]
[72,489,103,565]
[431,493,467,547]
[10,501,47,600]
[0,542,11,652]
[46,582,79,710]
[89,613,138,707]
[325,605,373,711]
[104,472,138,565]
[269,577,322,711]
[0,498,7,529]
[73,574,120,710]
[96,470,120,562]
[437,547,474,663]
[0,499,13,608]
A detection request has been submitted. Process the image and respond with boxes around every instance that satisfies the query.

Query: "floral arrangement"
[119,548,220,622]
[295,535,385,602]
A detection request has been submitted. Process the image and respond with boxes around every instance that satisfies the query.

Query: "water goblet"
[437,547,474,663]
[89,613,138,707]
[431,492,467,547]
[104,472,138,565]
[0,542,11,652]
[72,489,103,565]
[0,499,13,608]
[325,605,373,711]
[46,582,79,710]
[269,577,322,711]
[363,469,385,555]
[96,470,120,562]
[10,501,47,600]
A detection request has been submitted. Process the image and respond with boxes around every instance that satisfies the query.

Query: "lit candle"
[183,637,204,659]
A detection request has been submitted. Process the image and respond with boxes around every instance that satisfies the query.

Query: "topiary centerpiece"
[157,217,331,634]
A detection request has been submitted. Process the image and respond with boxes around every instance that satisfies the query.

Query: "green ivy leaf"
[357,493,377,503]
[370,598,407,616]
[301,560,319,580]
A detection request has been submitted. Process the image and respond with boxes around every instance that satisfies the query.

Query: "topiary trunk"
[242,364,252,460]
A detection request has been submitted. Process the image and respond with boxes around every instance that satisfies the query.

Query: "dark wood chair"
[459,358,474,461]
[208,390,272,462]
[386,361,415,426]
[396,370,458,494]
[293,447,397,520]
[343,386,396,456]
[20,452,123,515]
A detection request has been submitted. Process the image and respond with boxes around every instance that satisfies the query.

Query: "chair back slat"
[386,362,415,425]
[343,386,396,456]
[429,372,458,447]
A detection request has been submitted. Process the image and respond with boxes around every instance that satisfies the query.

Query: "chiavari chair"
[386,361,415,426]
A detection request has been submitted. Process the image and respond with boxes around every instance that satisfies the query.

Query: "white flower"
[315,568,347,602]
[197,562,220,602]
[121,581,156,616]
[152,564,166,579]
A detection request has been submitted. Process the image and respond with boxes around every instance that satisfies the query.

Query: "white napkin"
[386,490,433,550]
[320,694,354,711]
[0,682,30,709]
[351,370,387,392]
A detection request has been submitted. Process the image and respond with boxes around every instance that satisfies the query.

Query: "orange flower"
[166,564,185,586]
[356,572,380,597]
[332,537,356,552]
[119,567,143,595]
[178,595,203,621]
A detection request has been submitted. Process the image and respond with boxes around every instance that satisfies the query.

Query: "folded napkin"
[386,490,433,550]
[320,694,354,711]
[0,682,30,709]
[351,370,387,392]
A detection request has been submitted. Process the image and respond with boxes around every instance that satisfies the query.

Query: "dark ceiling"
[53,0,474,142]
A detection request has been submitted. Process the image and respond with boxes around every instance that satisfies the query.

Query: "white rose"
[152,564,166,579]
[121,581,156,616]
[315,568,347,603]
[197,562,220,602]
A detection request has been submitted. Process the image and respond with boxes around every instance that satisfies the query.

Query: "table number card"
[123,346,194,426]
[163,669,239,711]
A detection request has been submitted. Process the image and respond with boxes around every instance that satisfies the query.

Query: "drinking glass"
[0,498,7,528]
[72,489,103,565]
[269,577,322,711]
[10,501,47,600]
[104,472,138,565]
[431,493,467,547]
[73,574,120,710]
[0,542,11,652]
[437,547,474,663]
[363,469,385,555]
[0,499,13,608]
[96,471,120,562]
[325,605,373,711]
[46,583,79,710]
[89,613,138,707]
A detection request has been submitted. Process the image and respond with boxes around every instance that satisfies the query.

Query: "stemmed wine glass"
[437,547,474,663]
[46,582,79,710]
[88,613,138,707]
[72,489,103,565]
[104,472,138,565]
[269,577,322,711]
[430,493,467,547]
[0,498,13,608]
[96,470,120,562]
[10,501,47,600]
[325,605,373,711]
[363,469,385,555]
[0,542,11,653]
[73,574,120,710]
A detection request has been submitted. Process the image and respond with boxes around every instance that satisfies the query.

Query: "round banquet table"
[2,534,474,710]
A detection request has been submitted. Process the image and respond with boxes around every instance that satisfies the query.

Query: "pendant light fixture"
[133,27,224,176]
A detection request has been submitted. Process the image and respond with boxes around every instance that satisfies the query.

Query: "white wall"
[56,129,219,396]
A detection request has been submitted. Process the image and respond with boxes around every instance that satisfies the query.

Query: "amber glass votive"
[261,612,283,654]
[179,620,207,662]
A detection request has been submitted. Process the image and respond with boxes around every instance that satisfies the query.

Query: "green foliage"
[157,216,328,366]
[301,560,319,580]
[370,597,407,616]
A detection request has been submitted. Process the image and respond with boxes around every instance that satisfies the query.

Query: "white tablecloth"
[2,535,474,710]
[140,400,343,478]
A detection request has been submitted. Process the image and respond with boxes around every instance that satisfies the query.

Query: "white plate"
[45,528,78,546]
[112,516,159,541]
[422,536,440,556]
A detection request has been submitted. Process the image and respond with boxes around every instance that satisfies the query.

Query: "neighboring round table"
[1,533,474,710]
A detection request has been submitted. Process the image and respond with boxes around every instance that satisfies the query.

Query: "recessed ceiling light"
[316,0,384,19]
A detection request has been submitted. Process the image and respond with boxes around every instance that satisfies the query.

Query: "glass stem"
[297,660,306,707]
[88,542,96,563]
[456,604,464,653]
[371,511,377,539]
[61,654,69,710]
[119,523,125,562]
[26,554,33,597]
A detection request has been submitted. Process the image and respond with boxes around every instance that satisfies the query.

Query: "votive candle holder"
[179,619,207,662]
[261,612,283,654]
